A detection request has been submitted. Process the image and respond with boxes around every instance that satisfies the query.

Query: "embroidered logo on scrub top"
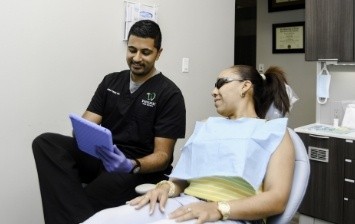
[107,88,120,95]
[142,92,156,107]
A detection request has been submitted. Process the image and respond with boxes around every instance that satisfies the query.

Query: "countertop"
[294,123,355,140]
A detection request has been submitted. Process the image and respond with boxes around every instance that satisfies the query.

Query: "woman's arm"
[227,130,295,220]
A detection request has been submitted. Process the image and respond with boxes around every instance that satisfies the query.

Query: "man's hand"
[96,145,133,173]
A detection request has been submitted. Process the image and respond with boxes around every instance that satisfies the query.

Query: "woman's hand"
[126,183,171,215]
[169,201,222,224]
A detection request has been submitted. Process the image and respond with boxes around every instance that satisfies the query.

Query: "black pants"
[32,133,166,224]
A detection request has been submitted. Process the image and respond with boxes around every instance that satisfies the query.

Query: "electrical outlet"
[258,64,264,73]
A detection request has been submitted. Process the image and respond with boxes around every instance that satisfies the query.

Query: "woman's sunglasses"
[214,77,244,89]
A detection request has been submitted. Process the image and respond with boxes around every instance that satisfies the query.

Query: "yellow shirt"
[184,176,261,202]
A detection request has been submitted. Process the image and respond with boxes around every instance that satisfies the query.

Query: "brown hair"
[231,65,290,118]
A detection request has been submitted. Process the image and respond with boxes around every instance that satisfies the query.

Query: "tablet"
[69,113,114,158]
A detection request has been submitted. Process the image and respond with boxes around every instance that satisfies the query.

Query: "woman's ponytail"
[261,66,290,118]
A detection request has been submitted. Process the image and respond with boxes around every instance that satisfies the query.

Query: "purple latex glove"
[96,145,133,173]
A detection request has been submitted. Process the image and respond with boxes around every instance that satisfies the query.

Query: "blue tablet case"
[69,113,113,158]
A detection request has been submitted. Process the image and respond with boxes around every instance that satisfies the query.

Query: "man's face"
[126,35,162,77]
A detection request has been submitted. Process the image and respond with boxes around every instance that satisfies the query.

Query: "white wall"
[256,0,317,128]
[316,64,355,125]
[0,1,235,223]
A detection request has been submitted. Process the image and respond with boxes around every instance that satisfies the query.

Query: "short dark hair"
[128,20,162,50]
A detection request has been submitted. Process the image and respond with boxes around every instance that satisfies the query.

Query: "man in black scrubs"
[32,20,186,224]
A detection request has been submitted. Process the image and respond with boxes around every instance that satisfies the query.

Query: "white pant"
[81,194,243,224]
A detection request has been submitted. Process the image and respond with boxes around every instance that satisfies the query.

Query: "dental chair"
[267,128,310,224]
[135,128,310,224]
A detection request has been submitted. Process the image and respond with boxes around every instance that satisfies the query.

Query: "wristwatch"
[217,201,230,220]
[130,158,141,174]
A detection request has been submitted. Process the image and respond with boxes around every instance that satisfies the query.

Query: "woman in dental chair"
[82,65,295,224]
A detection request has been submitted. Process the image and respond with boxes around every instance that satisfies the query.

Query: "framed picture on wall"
[272,22,305,54]
[268,0,305,12]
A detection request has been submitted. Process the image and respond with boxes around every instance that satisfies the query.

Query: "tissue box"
[342,104,355,129]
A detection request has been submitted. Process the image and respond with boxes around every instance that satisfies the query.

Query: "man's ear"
[155,48,163,61]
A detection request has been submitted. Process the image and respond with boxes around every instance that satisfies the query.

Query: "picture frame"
[272,22,305,54]
[268,0,305,12]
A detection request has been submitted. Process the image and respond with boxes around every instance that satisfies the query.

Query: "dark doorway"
[234,0,257,68]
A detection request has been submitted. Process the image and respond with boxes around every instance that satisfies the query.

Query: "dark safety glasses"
[214,77,244,89]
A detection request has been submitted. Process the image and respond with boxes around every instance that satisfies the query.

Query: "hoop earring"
[240,92,245,98]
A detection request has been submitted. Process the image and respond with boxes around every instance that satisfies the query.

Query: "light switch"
[182,58,189,73]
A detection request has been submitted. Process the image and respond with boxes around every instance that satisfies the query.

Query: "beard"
[129,62,154,77]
